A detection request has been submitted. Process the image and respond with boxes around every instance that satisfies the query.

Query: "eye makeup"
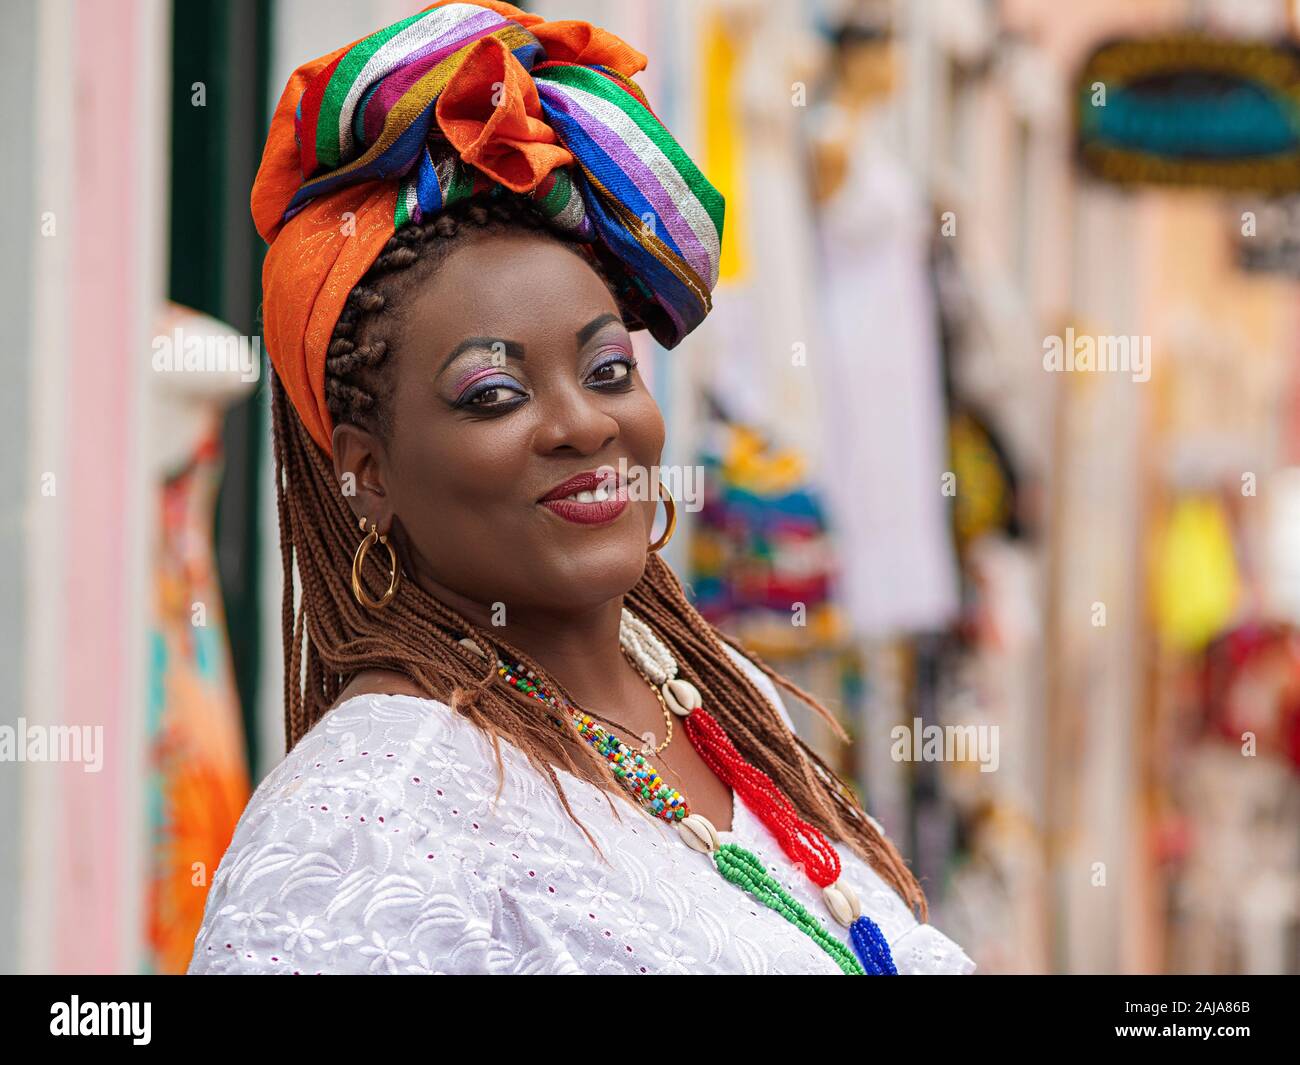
[584,344,638,389]
[449,365,528,409]
[451,364,511,397]
[440,327,637,413]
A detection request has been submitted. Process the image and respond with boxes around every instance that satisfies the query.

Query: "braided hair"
[269,190,930,919]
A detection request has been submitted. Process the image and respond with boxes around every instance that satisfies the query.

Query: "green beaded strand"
[714,844,865,976]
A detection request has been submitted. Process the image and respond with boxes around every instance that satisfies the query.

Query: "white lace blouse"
[188,644,976,975]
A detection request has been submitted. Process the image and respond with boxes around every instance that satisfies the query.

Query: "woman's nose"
[531,382,619,456]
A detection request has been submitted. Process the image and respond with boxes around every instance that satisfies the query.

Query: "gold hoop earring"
[352,516,400,609]
[648,480,677,552]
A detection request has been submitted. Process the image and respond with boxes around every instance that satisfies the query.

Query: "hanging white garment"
[810,100,961,637]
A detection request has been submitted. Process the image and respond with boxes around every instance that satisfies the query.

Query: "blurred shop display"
[1159,622,1300,972]
[145,303,255,973]
[948,408,1021,554]
[690,410,843,656]
[1200,623,1300,773]
[1150,494,1243,653]
[1075,35,1300,192]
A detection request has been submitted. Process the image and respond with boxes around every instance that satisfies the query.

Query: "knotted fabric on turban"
[253,0,725,455]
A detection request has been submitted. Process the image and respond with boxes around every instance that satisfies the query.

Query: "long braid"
[270,190,929,920]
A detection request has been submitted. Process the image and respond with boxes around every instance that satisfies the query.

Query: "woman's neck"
[417,577,645,711]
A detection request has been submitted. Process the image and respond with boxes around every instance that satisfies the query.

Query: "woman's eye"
[457,376,528,410]
[587,356,635,387]
[470,386,522,405]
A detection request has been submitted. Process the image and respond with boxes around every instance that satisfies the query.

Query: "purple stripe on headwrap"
[537,82,706,271]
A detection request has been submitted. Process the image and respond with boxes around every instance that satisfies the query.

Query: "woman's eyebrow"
[436,336,524,375]
[576,312,624,347]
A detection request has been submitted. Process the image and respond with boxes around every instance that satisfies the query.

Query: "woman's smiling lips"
[537,467,629,525]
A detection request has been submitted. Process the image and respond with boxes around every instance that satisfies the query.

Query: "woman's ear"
[332,421,393,535]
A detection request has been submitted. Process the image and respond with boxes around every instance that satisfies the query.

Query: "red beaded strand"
[684,705,842,888]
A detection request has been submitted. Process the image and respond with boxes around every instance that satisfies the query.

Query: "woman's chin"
[529,535,650,608]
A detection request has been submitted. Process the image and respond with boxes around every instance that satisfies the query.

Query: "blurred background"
[2,0,1299,975]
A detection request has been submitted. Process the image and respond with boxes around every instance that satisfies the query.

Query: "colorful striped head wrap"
[253,0,724,455]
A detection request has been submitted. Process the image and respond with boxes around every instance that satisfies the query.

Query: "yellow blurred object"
[949,411,1012,546]
[700,8,747,281]
[689,531,728,572]
[733,602,845,659]
[723,426,805,495]
[1150,495,1241,651]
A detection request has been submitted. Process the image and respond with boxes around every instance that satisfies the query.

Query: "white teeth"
[564,485,615,503]
[553,478,625,504]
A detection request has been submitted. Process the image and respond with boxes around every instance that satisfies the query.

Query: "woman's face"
[333,228,665,619]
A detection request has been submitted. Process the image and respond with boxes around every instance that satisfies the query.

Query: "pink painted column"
[53,0,144,972]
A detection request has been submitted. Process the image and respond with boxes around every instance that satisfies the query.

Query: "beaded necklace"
[464,612,899,976]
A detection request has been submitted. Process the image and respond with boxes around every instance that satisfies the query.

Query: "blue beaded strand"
[850,914,898,975]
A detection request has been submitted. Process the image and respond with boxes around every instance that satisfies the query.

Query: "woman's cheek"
[628,396,666,465]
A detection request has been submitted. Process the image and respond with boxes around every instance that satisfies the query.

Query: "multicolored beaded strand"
[495,659,690,822]
[678,687,898,975]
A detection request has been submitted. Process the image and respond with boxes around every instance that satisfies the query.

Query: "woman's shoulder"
[252,687,464,808]
[211,687,512,910]
[332,667,429,706]
[188,688,580,973]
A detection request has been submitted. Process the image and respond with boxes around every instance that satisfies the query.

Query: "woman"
[188,0,975,976]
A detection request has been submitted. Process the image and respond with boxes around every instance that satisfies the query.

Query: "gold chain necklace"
[581,645,675,755]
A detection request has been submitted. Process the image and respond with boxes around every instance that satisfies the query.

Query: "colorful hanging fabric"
[690,421,842,654]
[146,427,251,973]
